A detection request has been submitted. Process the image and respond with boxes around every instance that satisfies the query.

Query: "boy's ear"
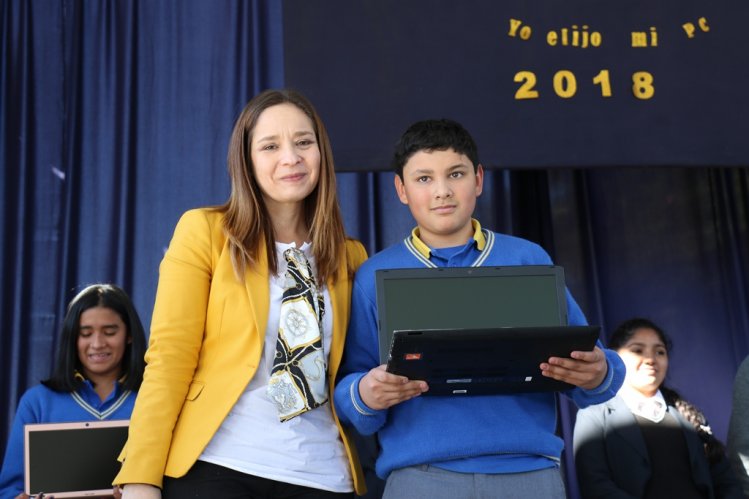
[475,164,485,197]
[394,174,409,205]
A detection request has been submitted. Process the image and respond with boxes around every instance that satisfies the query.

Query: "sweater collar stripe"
[70,390,132,420]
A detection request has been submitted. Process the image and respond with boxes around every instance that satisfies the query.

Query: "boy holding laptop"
[334,119,625,498]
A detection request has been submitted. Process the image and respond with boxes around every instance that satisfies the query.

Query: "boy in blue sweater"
[333,119,625,498]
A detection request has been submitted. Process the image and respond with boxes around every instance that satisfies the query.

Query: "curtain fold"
[1,0,67,446]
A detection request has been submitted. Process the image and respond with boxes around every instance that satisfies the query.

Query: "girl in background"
[0,284,147,499]
[573,317,742,498]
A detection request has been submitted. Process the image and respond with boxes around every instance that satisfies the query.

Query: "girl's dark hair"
[610,317,726,464]
[42,284,147,393]
[608,317,672,352]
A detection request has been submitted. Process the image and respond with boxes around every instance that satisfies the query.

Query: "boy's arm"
[334,276,392,434]
[334,277,426,435]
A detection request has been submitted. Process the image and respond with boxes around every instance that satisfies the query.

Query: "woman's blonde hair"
[217,89,346,283]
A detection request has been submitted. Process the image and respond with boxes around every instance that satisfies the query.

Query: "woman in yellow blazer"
[117,89,368,498]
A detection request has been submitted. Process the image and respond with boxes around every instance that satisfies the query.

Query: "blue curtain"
[2,2,748,498]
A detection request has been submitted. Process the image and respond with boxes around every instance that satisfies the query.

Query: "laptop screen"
[24,420,129,498]
[375,266,568,364]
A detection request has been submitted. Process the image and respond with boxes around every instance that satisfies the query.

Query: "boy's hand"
[540,346,608,390]
[359,365,428,410]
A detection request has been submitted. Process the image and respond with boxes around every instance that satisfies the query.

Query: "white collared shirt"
[619,384,667,423]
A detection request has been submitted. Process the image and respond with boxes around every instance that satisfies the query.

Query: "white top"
[199,241,353,492]
[618,384,667,423]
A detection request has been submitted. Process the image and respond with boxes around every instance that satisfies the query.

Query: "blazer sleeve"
[115,209,216,486]
[573,405,639,499]
[708,445,745,499]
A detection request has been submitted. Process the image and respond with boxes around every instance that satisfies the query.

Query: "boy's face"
[394,148,483,248]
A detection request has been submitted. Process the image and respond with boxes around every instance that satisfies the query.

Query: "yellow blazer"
[115,208,368,494]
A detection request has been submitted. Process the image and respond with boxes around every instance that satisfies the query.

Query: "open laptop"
[375,265,599,394]
[387,325,600,395]
[375,265,570,364]
[24,419,129,498]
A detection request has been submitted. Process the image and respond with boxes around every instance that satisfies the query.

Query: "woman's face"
[77,306,130,384]
[616,327,669,397]
[250,103,321,211]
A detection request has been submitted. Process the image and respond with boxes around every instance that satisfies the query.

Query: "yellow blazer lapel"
[244,240,270,340]
[327,259,351,378]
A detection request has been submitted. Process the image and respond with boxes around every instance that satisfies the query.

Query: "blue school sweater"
[0,381,135,499]
[334,221,625,479]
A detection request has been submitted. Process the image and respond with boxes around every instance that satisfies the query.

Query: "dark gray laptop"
[387,325,600,395]
[374,265,599,395]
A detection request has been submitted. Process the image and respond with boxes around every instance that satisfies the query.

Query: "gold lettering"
[592,69,612,97]
[553,70,577,98]
[514,71,540,99]
[508,18,522,37]
[632,71,655,99]
[650,27,658,47]
[631,32,648,47]
[508,18,532,40]
[682,22,696,38]
[580,25,590,48]
[683,18,710,38]
[546,25,601,48]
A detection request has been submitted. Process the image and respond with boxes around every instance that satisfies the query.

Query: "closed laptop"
[386,325,600,395]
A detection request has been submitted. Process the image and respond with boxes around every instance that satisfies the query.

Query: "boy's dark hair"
[42,283,147,393]
[391,119,480,178]
[609,317,727,465]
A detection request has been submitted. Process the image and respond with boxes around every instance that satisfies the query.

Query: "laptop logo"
[404,353,422,360]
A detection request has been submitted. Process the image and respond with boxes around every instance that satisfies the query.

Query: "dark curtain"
[2,2,748,499]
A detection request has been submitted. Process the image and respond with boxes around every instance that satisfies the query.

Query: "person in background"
[116,89,368,499]
[334,118,625,499]
[0,283,147,499]
[727,355,749,496]
[573,317,742,498]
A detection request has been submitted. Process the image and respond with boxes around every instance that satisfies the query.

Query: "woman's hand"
[120,483,161,499]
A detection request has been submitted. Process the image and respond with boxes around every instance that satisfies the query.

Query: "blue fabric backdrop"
[1,2,748,498]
